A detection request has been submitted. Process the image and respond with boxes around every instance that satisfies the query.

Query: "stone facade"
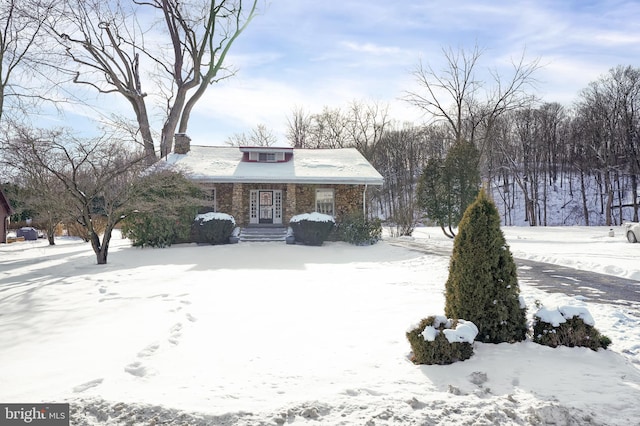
[294,184,365,222]
[195,183,366,226]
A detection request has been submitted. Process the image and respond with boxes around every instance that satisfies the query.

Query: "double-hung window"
[315,188,335,216]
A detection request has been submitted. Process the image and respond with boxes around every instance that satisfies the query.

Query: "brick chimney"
[174,133,191,154]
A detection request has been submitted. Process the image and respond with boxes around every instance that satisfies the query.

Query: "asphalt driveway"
[388,239,640,311]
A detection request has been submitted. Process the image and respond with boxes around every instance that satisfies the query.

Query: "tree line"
[278,57,640,235]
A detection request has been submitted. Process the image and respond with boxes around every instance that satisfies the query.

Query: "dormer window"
[240,146,293,163]
[259,152,277,162]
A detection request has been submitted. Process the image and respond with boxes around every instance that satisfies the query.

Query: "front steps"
[239,226,288,242]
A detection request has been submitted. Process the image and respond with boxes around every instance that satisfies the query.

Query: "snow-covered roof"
[163,146,384,185]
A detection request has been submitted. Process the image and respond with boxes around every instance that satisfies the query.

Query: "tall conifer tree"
[444,189,527,343]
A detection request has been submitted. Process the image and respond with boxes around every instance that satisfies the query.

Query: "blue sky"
[58,0,640,146]
[188,0,640,145]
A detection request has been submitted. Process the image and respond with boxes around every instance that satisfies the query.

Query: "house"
[163,134,383,228]
[0,188,13,243]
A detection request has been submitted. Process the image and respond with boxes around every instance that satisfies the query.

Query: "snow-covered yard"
[1,226,639,425]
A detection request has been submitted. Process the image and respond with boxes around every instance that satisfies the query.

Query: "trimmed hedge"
[532,306,611,351]
[406,316,477,365]
[191,212,236,245]
[289,213,335,246]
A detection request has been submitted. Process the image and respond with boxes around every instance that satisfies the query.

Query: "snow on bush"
[195,212,235,225]
[290,212,334,223]
[532,304,611,351]
[443,320,479,343]
[406,316,477,365]
[289,212,335,246]
[191,213,236,245]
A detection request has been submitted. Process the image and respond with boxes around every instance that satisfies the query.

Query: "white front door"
[250,190,282,225]
[259,190,274,223]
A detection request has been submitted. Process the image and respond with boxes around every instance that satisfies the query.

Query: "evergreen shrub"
[122,170,205,248]
[336,213,382,245]
[444,189,528,343]
[289,213,335,246]
[191,212,236,245]
[123,211,193,248]
[532,306,611,351]
[406,316,477,365]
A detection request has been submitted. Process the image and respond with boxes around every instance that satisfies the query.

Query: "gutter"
[363,184,368,217]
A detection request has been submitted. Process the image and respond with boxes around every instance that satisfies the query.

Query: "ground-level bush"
[191,212,236,245]
[122,170,206,248]
[289,212,335,246]
[406,316,478,365]
[122,209,194,248]
[335,213,382,245]
[532,305,611,351]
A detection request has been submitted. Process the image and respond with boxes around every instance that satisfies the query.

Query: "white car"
[624,222,640,243]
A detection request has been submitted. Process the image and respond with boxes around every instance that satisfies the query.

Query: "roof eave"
[188,176,384,186]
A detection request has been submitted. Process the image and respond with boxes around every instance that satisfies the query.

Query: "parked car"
[16,226,38,241]
[624,222,640,243]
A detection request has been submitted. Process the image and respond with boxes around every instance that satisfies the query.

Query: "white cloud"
[35,0,640,145]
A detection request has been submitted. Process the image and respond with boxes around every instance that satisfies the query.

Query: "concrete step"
[239,227,288,242]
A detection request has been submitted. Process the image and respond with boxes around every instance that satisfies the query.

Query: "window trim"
[207,188,217,212]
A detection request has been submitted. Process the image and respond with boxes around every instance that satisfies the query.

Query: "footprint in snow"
[124,361,147,377]
[72,378,104,393]
[137,342,160,358]
[168,323,183,345]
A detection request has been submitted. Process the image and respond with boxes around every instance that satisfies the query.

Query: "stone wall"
[295,184,364,221]
[196,183,365,226]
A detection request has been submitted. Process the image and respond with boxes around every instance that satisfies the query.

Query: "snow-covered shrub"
[532,305,611,351]
[406,316,477,365]
[445,189,528,343]
[335,213,382,245]
[191,212,236,245]
[289,213,335,246]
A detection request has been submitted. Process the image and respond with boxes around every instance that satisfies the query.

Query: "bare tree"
[307,106,350,149]
[285,100,390,153]
[3,127,148,264]
[404,45,540,179]
[225,123,278,146]
[1,144,71,245]
[371,124,431,236]
[286,106,310,148]
[345,100,390,159]
[51,0,259,161]
[574,66,640,225]
[0,0,56,123]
